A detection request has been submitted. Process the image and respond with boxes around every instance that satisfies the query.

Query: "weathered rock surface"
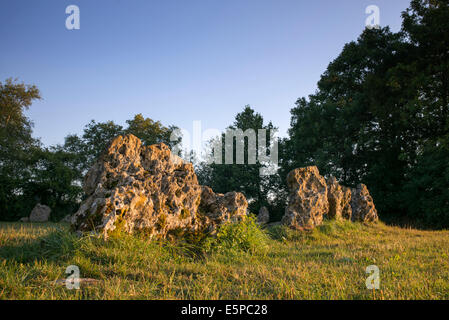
[257,206,270,225]
[326,176,352,220]
[351,184,378,222]
[282,166,329,230]
[29,204,51,222]
[198,186,248,228]
[72,134,248,238]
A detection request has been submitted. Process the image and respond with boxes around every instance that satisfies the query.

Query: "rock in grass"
[72,134,248,239]
[351,184,378,222]
[282,166,329,230]
[257,206,270,225]
[53,278,100,287]
[326,176,352,220]
[29,204,51,222]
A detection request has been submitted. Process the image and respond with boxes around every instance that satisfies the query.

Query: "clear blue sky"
[0,0,411,146]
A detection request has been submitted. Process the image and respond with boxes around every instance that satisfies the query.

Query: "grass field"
[1,219,448,300]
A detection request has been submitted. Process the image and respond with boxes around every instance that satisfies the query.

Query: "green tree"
[399,0,449,227]
[125,113,176,147]
[198,106,284,219]
[283,28,410,205]
[282,0,449,227]
[25,148,83,220]
[0,78,41,220]
[81,120,125,167]
[62,114,178,175]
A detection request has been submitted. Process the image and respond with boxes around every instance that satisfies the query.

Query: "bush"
[204,215,269,254]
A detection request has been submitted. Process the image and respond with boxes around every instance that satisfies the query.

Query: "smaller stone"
[340,186,352,220]
[282,166,329,230]
[19,217,29,222]
[29,204,51,222]
[326,176,352,220]
[351,184,378,222]
[257,206,270,224]
[53,278,100,286]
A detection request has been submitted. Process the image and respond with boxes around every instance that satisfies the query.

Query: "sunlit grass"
[1,219,448,300]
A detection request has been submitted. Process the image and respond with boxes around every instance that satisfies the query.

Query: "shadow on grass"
[0,229,79,264]
[381,215,443,231]
[265,224,309,242]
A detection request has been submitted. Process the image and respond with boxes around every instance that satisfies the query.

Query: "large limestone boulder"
[351,184,378,222]
[282,166,329,230]
[29,204,51,222]
[257,206,270,225]
[326,176,352,220]
[72,134,248,238]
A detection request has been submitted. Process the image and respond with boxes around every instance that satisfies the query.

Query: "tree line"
[1,0,447,227]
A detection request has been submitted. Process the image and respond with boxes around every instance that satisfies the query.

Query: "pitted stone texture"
[198,186,248,232]
[282,166,329,230]
[29,204,51,222]
[326,176,352,220]
[72,134,247,238]
[351,184,378,222]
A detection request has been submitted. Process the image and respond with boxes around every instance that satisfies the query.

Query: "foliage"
[203,215,269,254]
[401,137,449,228]
[282,0,449,227]
[125,113,178,148]
[25,148,83,221]
[197,106,286,221]
[62,114,178,175]
[0,78,41,220]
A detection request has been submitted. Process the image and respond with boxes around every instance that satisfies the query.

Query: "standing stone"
[29,204,51,222]
[282,166,329,230]
[340,186,353,220]
[257,206,270,225]
[72,134,248,239]
[326,176,352,220]
[351,184,378,222]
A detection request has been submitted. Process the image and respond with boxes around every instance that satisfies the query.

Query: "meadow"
[1,219,448,300]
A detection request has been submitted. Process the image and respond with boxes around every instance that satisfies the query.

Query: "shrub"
[204,215,269,254]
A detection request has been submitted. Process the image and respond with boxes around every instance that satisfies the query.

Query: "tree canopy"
[282,0,449,227]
